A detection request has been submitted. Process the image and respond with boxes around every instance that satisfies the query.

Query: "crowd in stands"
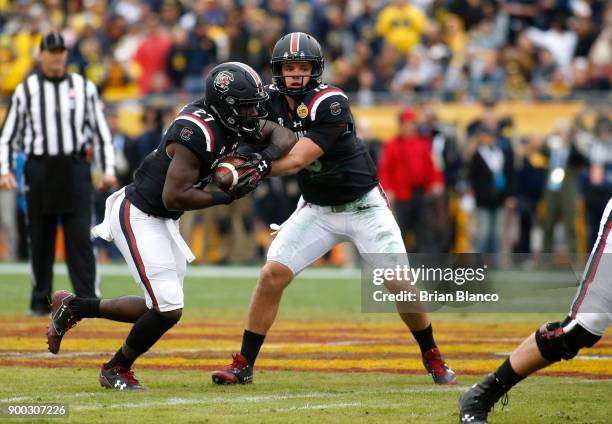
[1,0,610,101]
[0,0,611,264]
[0,99,609,264]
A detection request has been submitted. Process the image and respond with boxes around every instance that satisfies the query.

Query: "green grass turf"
[0,270,611,423]
[0,271,573,323]
[1,368,611,423]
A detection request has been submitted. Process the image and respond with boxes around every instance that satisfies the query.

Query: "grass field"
[0,265,610,423]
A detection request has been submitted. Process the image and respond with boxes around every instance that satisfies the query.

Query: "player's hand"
[236,152,271,179]
[229,167,261,198]
[98,172,119,192]
[0,173,17,191]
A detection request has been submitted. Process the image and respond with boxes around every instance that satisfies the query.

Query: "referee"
[0,32,117,315]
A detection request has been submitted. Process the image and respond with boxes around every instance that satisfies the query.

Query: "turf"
[0,268,610,423]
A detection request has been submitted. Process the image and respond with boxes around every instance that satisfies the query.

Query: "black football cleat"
[47,291,81,354]
[211,353,253,385]
[99,365,145,390]
[422,347,458,385]
[459,373,509,424]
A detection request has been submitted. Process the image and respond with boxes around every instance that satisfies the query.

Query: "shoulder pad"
[307,88,349,121]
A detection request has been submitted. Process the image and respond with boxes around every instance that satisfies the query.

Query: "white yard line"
[67,387,466,411]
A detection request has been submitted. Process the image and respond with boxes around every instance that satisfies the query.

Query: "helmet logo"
[214,71,234,93]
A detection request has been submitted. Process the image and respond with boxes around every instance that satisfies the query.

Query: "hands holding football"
[212,153,271,198]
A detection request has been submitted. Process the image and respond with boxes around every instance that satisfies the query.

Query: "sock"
[411,324,436,354]
[104,309,178,369]
[105,347,134,369]
[494,358,525,390]
[240,329,266,367]
[70,298,101,319]
[125,309,178,355]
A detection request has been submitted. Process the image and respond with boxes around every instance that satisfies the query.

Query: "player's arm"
[257,119,297,162]
[270,91,349,176]
[162,142,233,211]
[269,137,323,176]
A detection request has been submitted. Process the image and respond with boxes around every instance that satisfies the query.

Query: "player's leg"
[347,187,457,384]
[47,194,151,353]
[460,198,612,423]
[99,198,186,390]
[459,318,605,424]
[212,203,338,384]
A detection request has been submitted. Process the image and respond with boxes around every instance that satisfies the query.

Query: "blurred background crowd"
[1,0,611,100]
[0,0,610,266]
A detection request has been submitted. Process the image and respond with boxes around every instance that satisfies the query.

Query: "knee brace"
[535,321,601,362]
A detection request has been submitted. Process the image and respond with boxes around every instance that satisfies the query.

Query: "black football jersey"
[264,83,378,206]
[126,100,238,219]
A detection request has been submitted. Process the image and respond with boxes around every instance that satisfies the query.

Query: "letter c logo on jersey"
[214,71,234,93]
[330,102,341,116]
[180,127,193,141]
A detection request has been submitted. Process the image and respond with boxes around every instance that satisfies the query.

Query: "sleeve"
[85,80,115,175]
[376,7,391,37]
[0,84,25,175]
[305,91,351,152]
[165,113,216,164]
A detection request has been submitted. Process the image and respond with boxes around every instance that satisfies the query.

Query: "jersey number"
[305,160,322,172]
[192,109,215,121]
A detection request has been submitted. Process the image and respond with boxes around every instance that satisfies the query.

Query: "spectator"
[166,25,190,91]
[541,120,589,254]
[376,0,427,55]
[132,14,171,94]
[378,109,444,252]
[183,18,218,95]
[468,125,516,253]
[514,134,548,254]
[525,14,577,77]
[585,115,612,246]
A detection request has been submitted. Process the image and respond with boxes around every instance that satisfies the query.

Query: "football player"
[212,33,457,385]
[459,197,612,423]
[45,62,295,390]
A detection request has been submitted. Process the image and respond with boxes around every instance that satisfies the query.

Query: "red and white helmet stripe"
[289,32,300,55]
[227,61,263,91]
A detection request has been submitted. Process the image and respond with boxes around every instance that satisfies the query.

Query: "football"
[212,155,249,191]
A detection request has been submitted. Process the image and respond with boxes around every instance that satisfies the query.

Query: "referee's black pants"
[25,155,98,312]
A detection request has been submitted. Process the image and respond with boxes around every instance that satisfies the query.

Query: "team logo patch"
[214,71,234,93]
[297,103,308,119]
[180,127,193,141]
[330,102,341,116]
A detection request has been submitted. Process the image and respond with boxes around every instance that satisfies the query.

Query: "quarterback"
[212,33,457,386]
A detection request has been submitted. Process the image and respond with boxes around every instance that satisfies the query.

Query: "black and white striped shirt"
[0,71,115,175]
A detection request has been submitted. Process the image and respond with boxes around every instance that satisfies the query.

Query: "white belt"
[91,187,195,263]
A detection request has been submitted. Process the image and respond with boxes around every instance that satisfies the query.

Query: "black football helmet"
[205,62,269,136]
[271,32,324,96]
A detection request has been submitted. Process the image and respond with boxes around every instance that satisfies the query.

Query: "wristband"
[209,191,234,205]
[261,144,283,162]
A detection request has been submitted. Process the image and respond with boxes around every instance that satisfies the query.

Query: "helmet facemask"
[272,59,322,96]
[227,96,269,136]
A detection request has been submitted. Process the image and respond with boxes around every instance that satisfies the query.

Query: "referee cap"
[40,32,66,51]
